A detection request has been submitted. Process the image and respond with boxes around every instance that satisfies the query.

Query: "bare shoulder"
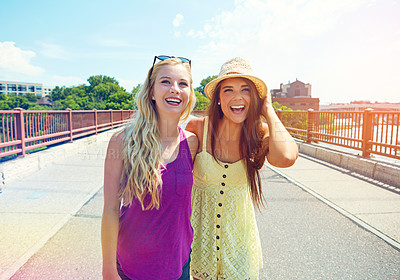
[185,117,205,136]
[104,130,124,205]
[184,130,198,148]
[185,117,205,154]
[106,130,125,159]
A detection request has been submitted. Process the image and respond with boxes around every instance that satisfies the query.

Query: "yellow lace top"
[190,117,262,280]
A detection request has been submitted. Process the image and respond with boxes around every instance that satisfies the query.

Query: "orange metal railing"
[1,108,399,160]
[0,108,134,159]
[277,109,400,160]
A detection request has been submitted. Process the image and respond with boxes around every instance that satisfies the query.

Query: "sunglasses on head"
[148,55,191,84]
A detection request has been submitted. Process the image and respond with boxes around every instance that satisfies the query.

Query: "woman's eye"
[223,89,233,93]
[180,82,188,87]
[161,80,170,84]
[242,88,250,92]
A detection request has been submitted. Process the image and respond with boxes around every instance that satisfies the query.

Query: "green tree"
[0,94,34,110]
[1,75,137,111]
[194,90,210,110]
[0,100,11,110]
[28,104,50,110]
[49,86,67,101]
[25,93,39,103]
[62,96,80,110]
[106,91,133,110]
[272,101,292,111]
[88,75,119,89]
[195,75,218,96]
[131,84,141,110]
[46,75,130,110]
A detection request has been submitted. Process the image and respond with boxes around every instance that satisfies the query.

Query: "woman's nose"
[232,90,242,100]
[170,81,180,93]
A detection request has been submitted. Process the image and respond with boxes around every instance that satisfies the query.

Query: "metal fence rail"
[277,109,400,159]
[0,108,134,158]
[1,108,399,160]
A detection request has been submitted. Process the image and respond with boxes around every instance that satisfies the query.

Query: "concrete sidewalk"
[0,127,399,279]
[0,129,114,280]
[267,154,400,250]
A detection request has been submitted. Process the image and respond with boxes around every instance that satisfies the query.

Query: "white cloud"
[38,42,69,60]
[173,13,184,27]
[187,30,205,39]
[199,0,369,46]
[187,30,195,37]
[190,0,400,103]
[204,24,212,33]
[0,41,44,76]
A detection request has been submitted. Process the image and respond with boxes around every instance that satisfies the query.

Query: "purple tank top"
[117,127,193,280]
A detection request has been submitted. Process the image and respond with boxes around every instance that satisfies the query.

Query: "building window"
[8,84,17,91]
[295,89,300,96]
[0,84,5,91]
[36,86,42,92]
[18,85,27,91]
[28,86,35,92]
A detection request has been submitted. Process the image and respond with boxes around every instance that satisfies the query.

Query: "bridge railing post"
[66,108,73,142]
[109,109,114,129]
[306,109,314,143]
[14,108,26,157]
[93,109,98,135]
[362,108,374,157]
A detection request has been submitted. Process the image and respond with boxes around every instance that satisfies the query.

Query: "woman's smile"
[230,104,246,113]
[165,97,182,106]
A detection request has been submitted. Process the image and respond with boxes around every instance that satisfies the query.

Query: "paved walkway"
[0,130,112,280]
[268,154,400,249]
[0,128,399,279]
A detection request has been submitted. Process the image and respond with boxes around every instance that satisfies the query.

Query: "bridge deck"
[0,129,399,280]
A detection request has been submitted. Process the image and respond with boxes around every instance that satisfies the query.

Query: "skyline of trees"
[0,75,290,112]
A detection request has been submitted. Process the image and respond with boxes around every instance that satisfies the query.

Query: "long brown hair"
[207,77,268,209]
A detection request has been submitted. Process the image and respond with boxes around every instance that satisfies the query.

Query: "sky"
[0,0,399,105]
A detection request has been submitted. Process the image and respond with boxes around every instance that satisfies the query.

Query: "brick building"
[271,79,319,111]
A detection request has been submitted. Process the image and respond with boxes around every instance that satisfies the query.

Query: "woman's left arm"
[261,93,298,168]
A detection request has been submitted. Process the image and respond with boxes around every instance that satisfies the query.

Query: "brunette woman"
[186,57,298,280]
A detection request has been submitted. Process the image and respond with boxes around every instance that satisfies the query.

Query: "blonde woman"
[101,56,198,280]
[186,57,298,279]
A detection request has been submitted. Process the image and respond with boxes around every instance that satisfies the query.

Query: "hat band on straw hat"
[224,71,240,75]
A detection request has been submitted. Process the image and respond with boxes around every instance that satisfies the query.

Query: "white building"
[0,81,54,97]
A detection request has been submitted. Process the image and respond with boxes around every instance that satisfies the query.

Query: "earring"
[218,102,221,105]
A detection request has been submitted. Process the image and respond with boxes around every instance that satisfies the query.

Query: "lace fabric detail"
[190,118,262,280]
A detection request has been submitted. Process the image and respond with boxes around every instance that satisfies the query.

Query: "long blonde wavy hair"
[120,58,195,210]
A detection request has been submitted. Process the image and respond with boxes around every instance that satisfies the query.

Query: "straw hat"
[204,57,268,99]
